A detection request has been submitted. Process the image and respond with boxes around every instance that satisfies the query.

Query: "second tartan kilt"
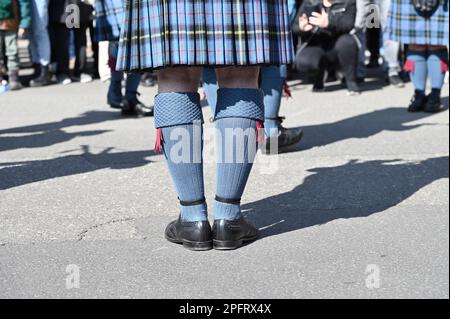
[95,0,124,42]
[386,0,449,46]
[117,0,295,72]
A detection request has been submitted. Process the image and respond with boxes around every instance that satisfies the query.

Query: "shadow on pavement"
[285,97,449,153]
[323,78,386,93]
[0,110,124,152]
[0,145,156,190]
[244,156,449,240]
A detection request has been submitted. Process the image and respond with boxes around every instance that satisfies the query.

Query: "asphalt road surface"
[0,77,448,298]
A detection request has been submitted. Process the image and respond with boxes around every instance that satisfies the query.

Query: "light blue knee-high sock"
[214,88,264,221]
[154,92,207,222]
[406,50,428,93]
[427,49,448,92]
[261,66,286,137]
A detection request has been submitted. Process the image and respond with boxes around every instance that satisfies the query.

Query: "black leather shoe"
[312,70,326,92]
[122,96,154,117]
[165,217,213,251]
[107,96,126,109]
[424,91,442,113]
[346,81,361,96]
[165,197,212,251]
[388,75,405,88]
[121,98,138,116]
[30,65,52,88]
[408,91,427,112]
[212,196,258,250]
[264,117,304,155]
[213,216,258,250]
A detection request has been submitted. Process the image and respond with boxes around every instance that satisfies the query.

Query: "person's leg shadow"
[285,97,449,153]
[243,156,449,239]
[0,145,156,190]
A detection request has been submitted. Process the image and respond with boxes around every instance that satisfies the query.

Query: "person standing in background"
[48,0,94,85]
[71,0,94,83]
[86,0,98,79]
[0,0,31,90]
[354,0,371,82]
[379,0,404,88]
[95,0,153,116]
[354,0,404,87]
[386,0,449,113]
[29,0,52,87]
[48,0,72,85]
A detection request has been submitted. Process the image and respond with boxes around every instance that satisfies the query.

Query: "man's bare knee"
[216,67,260,89]
[157,67,201,93]
[409,44,428,52]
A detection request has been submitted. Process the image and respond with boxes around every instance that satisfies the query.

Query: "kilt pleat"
[386,0,449,46]
[117,0,294,72]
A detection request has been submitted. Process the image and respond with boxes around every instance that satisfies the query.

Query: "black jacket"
[293,0,356,47]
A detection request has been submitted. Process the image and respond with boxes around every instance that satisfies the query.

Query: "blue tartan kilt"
[386,0,449,46]
[116,0,295,72]
[95,0,124,42]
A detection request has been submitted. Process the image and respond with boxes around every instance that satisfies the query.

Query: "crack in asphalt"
[77,217,136,241]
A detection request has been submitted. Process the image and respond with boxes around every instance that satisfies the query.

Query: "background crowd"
[0,0,448,115]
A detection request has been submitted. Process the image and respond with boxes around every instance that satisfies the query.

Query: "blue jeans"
[30,0,51,66]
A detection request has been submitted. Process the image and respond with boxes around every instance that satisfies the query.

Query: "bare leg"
[157,67,201,93]
[409,44,428,52]
[215,66,260,89]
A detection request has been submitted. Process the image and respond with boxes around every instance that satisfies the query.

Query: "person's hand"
[309,9,329,29]
[299,14,313,32]
[18,28,27,38]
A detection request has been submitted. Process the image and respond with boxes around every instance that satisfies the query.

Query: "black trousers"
[88,21,99,77]
[49,23,89,76]
[295,34,358,83]
[73,24,88,76]
[366,26,381,62]
[50,23,70,75]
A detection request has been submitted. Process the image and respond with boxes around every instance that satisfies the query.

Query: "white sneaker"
[57,74,72,85]
[80,73,93,84]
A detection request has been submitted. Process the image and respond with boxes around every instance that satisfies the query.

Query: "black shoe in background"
[122,96,154,117]
[265,125,304,155]
[31,63,40,78]
[122,97,153,117]
[356,77,365,84]
[8,71,22,91]
[347,81,361,96]
[408,90,427,112]
[312,70,326,92]
[389,75,405,88]
[30,65,52,87]
[121,99,138,116]
[367,58,380,69]
[424,90,442,113]
[107,96,126,109]
[312,82,325,92]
